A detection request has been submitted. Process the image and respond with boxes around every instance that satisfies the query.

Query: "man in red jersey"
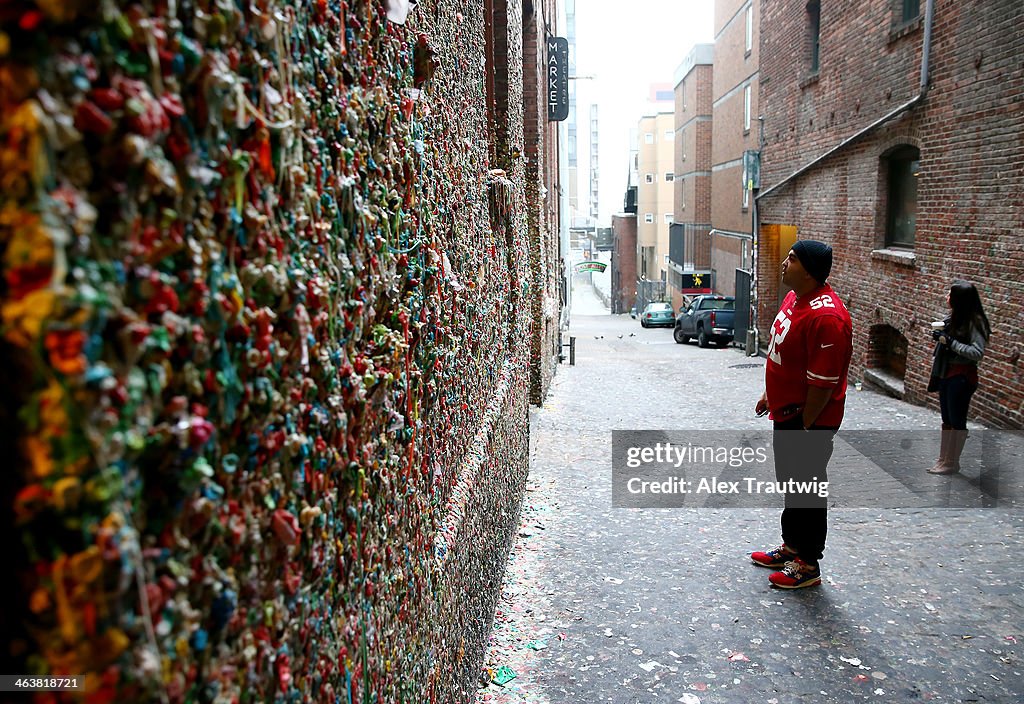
[750,240,853,589]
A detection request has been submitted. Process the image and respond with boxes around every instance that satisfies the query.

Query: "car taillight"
[646,313,652,318]
[710,311,717,326]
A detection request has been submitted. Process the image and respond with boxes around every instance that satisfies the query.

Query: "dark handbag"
[927,343,947,393]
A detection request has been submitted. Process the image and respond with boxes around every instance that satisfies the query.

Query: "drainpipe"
[919,0,934,95]
[756,0,935,202]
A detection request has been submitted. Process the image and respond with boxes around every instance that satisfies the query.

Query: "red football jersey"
[765,284,853,427]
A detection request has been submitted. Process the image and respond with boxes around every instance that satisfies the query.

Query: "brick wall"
[612,214,639,313]
[758,0,1024,429]
[711,0,759,236]
[676,64,714,225]
[713,1,759,99]
[523,0,562,405]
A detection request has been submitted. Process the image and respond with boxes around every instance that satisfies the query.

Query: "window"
[664,213,673,224]
[743,85,752,132]
[664,130,674,141]
[644,213,654,223]
[645,173,655,184]
[665,172,674,182]
[885,146,920,247]
[701,298,735,311]
[807,1,820,73]
[901,0,920,23]
[745,5,754,53]
[645,133,655,144]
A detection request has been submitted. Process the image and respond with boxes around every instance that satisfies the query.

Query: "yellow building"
[635,111,676,284]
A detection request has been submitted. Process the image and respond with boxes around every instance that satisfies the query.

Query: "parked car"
[640,301,675,328]
[674,295,735,347]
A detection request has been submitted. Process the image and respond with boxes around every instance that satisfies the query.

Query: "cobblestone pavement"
[478,286,1023,704]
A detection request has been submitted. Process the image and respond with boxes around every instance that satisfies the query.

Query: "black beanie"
[792,240,833,284]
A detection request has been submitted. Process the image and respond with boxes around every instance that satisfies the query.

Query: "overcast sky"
[572,0,715,225]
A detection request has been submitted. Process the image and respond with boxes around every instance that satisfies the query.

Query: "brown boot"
[927,427,957,474]
[947,429,969,474]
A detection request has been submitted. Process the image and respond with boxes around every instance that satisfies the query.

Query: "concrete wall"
[0,0,548,699]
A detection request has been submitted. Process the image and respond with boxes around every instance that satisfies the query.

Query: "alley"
[478,287,1024,704]
[3,0,1022,699]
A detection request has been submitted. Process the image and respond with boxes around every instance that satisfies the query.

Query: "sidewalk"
[478,297,1023,703]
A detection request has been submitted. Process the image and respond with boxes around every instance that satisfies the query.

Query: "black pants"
[773,416,837,564]
[938,375,977,430]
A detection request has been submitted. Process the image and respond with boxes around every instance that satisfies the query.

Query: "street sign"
[547,37,569,122]
[574,261,607,274]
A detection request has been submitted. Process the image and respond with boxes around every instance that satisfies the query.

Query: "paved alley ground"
[477,285,1024,704]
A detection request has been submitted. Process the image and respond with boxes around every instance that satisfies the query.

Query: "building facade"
[757,0,1024,428]
[566,0,579,217]
[710,0,761,298]
[612,213,639,314]
[670,44,715,311]
[589,104,600,220]
[524,0,565,405]
[635,112,676,286]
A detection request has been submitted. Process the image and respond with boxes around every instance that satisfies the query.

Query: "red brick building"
[671,44,714,311]
[756,0,1024,428]
[710,0,761,298]
[611,213,638,314]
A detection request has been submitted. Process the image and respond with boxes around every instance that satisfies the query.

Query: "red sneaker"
[768,557,822,589]
[750,544,797,568]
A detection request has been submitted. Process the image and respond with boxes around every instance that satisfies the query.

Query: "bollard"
[569,336,575,366]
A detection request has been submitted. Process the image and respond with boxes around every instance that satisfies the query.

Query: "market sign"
[547,37,569,122]
[574,260,607,274]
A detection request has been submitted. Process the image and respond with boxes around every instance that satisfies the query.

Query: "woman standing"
[927,280,991,474]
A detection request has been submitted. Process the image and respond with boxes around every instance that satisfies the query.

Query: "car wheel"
[641,320,648,328]
[698,328,709,348]
[673,326,688,344]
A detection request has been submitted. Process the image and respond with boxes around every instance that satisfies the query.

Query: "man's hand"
[802,385,834,429]
[755,392,769,417]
